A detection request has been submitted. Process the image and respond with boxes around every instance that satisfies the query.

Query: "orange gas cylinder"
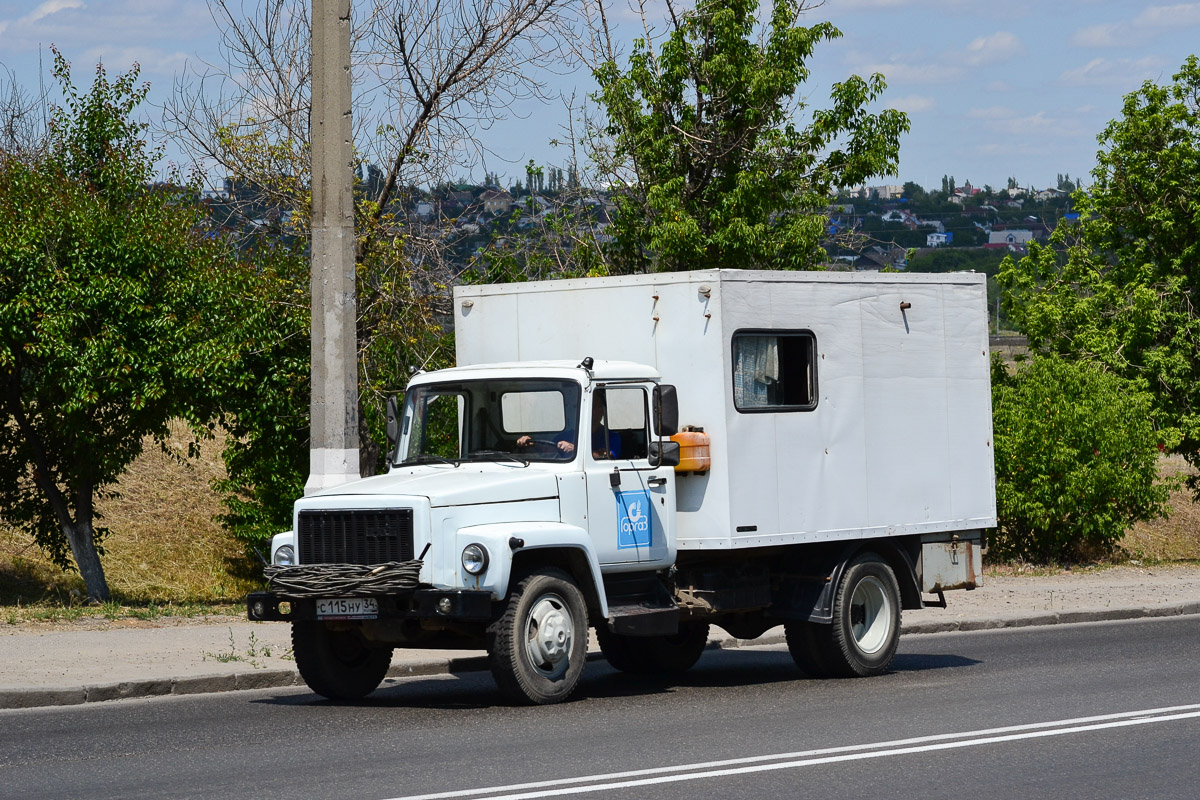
[670,428,711,472]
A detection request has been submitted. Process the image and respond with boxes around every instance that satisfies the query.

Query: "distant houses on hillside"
[197,164,1075,278]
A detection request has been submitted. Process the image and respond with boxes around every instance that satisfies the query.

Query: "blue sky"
[1,0,1198,191]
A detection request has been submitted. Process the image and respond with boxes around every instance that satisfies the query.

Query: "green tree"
[590,0,908,273]
[209,239,310,548]
[0,53,251,601]
[999,55,1200,486]
[902,180,926,202]
[990,355,1175,563]
[208,189,451,550]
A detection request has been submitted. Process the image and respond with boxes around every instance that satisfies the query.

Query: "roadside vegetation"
[0,421,257,624]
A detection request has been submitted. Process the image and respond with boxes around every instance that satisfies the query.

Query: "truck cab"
[250,359,685,704]
[393,360,679,579]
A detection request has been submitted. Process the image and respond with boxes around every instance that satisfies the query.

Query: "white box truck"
[248,269,996,704]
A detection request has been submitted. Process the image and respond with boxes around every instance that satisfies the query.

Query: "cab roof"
[409,359,661,384]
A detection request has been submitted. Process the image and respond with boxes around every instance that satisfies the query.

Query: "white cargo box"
[454,269,996,551]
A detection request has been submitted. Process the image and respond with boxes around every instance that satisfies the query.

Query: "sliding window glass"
[731,330,818,412]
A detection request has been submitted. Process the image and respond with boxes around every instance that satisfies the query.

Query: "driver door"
[584,385,673,567]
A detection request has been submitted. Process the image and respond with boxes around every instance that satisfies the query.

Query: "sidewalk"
[3,564,1199,710]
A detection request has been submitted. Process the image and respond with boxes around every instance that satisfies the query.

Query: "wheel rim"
[849,575,892,655]
[523,593,574,679]
[330,630,370,667]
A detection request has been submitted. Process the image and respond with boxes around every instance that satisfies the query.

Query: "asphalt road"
[2,616,1199,800]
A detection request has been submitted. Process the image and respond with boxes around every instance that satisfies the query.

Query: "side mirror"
[385,394,400,448]
[653,384,679,437]
[649,440,681,468]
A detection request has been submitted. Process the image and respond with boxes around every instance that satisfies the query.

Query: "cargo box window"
[732,330,818,412]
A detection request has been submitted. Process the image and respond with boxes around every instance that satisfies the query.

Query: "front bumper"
[246,589,493,622]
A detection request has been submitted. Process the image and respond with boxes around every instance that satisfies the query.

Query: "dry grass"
[0,420,262,615]
[1120,455,1200,563]
[988,456,1200,576]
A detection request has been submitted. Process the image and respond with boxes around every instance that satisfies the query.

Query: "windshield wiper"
[400,455,461,467]
[466,449,530,466]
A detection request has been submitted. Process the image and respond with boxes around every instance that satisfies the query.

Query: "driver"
[515,433,574,456]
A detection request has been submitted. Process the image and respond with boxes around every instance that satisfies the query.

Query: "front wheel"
[488,568,589,705]
[292,620,393,700]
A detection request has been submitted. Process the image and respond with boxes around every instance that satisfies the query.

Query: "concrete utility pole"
[306,0,359,495]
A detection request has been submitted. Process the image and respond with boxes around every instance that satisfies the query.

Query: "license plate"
[316,597,379,620]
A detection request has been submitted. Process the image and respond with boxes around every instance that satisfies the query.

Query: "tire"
[291,620,393,700]
[597,622,711,676]
[784,620,835,678]
[595,626,647,673]
[786,553,901,679]
[825,553,901,677]
[488,568,589,705]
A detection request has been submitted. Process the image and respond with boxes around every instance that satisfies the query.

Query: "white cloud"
[0,0,213,65]
[1001,111,1057,133]
[80,46,191,77]
[964,106,1086,140]
[962,31,1024,66]
[1070,23,1126,47]
[1134,3,1200,28]
[967,106,1018,120]
[21,0,85,25]
[851,32,1020,90]
[884,94,936,113]
[1059,56,1165,88]
[833,0,970,8]
[1072,4,1200,47]
[835,0,913,7]
[855,60,963,85]
[975,141,1057,158]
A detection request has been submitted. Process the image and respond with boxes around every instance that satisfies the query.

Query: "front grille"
[297,509,415,565]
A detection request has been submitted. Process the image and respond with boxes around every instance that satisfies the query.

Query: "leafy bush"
[990,354,1177,562]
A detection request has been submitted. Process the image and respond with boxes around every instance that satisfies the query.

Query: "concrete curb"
[3,603,1199,711]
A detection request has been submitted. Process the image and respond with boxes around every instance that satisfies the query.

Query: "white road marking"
[382,703,1200,800]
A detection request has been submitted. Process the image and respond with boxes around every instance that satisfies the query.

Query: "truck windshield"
[397,378,582,465]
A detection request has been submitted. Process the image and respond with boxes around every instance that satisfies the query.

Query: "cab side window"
[594,387,649,460]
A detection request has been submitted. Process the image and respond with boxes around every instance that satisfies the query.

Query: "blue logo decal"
[616,490,653,550]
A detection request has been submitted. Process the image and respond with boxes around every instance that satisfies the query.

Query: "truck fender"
[806,541,922,623]
[453,521,609,618]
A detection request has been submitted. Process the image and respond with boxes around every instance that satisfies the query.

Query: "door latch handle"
[647,477,667,487]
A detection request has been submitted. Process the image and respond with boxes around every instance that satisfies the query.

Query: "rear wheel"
[597,622,711,676]
[292,620,393,700]
[827,553,901,677]
[488,568,588,705]
[784,620,834,678]
[785,553,901,679]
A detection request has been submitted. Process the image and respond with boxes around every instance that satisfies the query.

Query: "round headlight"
[461,543,489,575]
[273,544,296,566]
